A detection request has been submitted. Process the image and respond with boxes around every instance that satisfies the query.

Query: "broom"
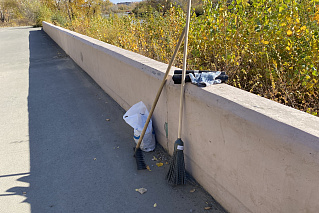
[166,0,192,184]
[134,27,186,170]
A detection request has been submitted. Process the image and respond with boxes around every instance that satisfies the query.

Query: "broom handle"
[135,27,186,151]
[178,0,192,139]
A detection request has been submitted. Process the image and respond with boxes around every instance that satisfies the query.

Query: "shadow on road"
[4,28,227,213]
[15,29,138,212]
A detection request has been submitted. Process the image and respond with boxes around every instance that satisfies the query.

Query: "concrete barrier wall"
[43,22,319,213]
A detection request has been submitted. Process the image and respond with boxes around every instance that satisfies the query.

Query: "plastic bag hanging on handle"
[123,101,155,152]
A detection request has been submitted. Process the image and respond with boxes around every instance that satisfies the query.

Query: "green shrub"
[35,5,52,27]
[51,11,67,27]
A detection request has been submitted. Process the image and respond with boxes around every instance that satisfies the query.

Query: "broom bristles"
[134,147,147,170]
[166,139,185,185]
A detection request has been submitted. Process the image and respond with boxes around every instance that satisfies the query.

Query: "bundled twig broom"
[166,0,192,185]
[166,139,185,185]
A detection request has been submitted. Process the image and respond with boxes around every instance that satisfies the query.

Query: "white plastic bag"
[133,129,155,152]
[123,101,155,152]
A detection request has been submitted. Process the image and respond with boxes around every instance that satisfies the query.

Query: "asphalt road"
[0,26,227,213]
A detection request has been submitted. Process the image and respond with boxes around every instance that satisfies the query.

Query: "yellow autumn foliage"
[10,0,317,116]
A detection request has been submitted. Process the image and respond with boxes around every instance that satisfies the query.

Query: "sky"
[109,0,142,4]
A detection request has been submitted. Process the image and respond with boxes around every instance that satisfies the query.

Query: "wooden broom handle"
[135,27,186,150]
[177,0,192,139]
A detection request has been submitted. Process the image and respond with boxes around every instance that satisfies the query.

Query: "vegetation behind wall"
[1,0,318,116]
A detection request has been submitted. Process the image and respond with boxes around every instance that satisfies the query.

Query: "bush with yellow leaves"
[62,0,318,116]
